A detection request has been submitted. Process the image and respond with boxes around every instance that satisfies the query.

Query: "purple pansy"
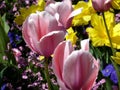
[110,70,118,84]
[102,64,114,77]
[102,64,118,84]
[8,31,22,48]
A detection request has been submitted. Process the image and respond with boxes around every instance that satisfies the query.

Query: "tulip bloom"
[22,11,65,57]
[52,41,99,90]
[92,0,112,12]
[45,0,82,29]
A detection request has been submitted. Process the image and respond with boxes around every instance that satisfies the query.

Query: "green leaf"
[105,78,112,90]
[51,83,59,90]
[1,14,10,34]
[0,14,9,62]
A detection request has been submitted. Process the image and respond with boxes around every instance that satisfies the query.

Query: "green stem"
[44,57,52,90]
[102,12,115,55]
[102,12,120,89]
[111,58,120,88]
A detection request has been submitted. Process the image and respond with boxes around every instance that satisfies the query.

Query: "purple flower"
[0,83,13,90]
[102,64,118,84]
[102,64,114,77]
[8,31,22,48]
[1,84,6,90]
[110,71,118,84]
[84,0,88,2]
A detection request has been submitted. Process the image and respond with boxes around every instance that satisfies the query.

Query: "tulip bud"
[52,41,99,90]
[92,0,112,12]
[22,11,65,57]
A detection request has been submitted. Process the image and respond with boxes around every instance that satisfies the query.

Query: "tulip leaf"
[105,78,112,90]
[1,14,10,34]
[0,14,9,62]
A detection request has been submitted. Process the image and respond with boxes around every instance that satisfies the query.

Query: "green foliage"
[0,14,9,62]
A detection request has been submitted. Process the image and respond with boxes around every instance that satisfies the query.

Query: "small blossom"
[110,70,118,84]
[102,64,118,84]
[8,31,22,48]
[102,64,114,77]
[65,27,78,45]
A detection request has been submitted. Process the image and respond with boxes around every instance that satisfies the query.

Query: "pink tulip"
[52,41,99,90]
[45,0,73,29]
[92,0,112,12]
[22,11,65,57]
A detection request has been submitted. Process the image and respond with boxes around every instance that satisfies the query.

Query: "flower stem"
[44,57,52,90]
[102,12,120,89]
[102,12,115,55]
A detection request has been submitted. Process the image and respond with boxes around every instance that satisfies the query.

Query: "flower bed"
[0,0,120,90]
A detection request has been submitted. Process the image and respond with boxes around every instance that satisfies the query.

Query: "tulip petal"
[52,41,74,88]
[82,59,99,90]
[39,11,62,34]
[57,0,73,28]
[45,2,66,29]
[46,0,55,6]
[45,2,59,15]
[80,39,89,51]
[22,13,42,54]
[63,50,99,90]
[68,7,83,19]
[39,31,65,57]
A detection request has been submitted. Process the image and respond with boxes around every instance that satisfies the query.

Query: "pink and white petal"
[81,59,99,90]
[22,18,33,50]
[39,31,65,57]
[68,7,83,20]
[28,12,42,39]
[63,50,99,90]
[46,0,55,6]
[63,50,83,89]
[22,15,41,54]
[80,39,89,51]
[39,11,53,35]
[57,0,73,28]
[45,3,57,16]
[40,11,63,33]
[66,8,83,29]
[52,40,74,82]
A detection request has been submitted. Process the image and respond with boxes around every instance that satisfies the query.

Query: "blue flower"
[84,0,88,2]
[8,31,22,48]
[110,70,118,84]
[8,31,15,43]
[15,34,21,41]
[102,64,118,84]
[1,84,7,90]
[102,64,114,77]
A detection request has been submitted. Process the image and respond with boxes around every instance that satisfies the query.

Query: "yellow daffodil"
[112,0,120,10]
[111,52,120,65]
[14,0,45,25]
[111,23,120,49]
[72,0,96,26]
[65,27,78,45]
[86,11,120,49]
